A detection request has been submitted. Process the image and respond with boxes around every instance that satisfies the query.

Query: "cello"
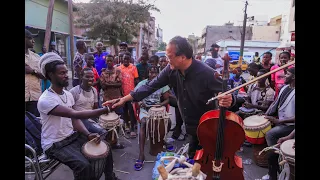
[194,53,246,180]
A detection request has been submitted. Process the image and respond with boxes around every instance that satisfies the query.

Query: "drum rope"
[146,108,170,144]
[258,145,295,163]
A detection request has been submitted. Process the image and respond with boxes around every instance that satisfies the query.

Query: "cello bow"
[207,60,295,104]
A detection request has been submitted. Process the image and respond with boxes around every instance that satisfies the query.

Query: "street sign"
[228,51,240,61]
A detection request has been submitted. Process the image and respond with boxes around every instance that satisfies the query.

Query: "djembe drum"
[146,106,171,156]
[99,112,121,145]
[243,115,272,167]
[239,107,257,119]
[81,140,110,179]
[279,139,295,180]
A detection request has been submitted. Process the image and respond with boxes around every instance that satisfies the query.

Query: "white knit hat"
[39,52,64,77]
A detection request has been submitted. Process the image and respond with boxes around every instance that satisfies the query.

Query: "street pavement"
[26,72,269,180]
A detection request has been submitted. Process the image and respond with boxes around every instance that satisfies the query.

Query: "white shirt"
[37,89,75,152]
[69,85,98,111]
[205,56,224,73]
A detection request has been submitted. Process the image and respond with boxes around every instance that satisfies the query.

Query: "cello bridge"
[212,161,224,172]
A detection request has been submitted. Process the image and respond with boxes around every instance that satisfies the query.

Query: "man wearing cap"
[119,42,128,53]
[25,29,45,116]
[49,41,61,56]
[204,43,224,74]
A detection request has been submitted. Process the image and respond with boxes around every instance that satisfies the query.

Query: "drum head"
[244,115,269,127]
[239,107,255,113]
[149,106,166,112]
[100,112,119,121]
[82,140,109,158]
[280,139,295,157]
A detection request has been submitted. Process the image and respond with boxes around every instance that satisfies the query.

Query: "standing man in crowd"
[205,43,224,74]
[73,40,87,87]
[104,36,235,158]
[94,42,109,76]
[49,41,61,56]
[25,29,45,116]
[136,52,151,82]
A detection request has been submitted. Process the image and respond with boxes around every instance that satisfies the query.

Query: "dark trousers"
[82,119,108,139]
[185,125,202,159]
[172,108,183,138]
[25,101,40,117]
[123,102,136,131]
[45,133,114,180]
[265,125,294,180]
[73,79,80,87]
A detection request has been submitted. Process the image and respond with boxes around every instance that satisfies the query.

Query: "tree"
[157,42,167,51]
[75,0,159,54]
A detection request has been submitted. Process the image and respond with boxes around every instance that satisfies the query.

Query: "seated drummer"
[134,66,171,171]
[261,67,295,180]
[37,53,119,180]
[239,69,275,119]
[69,67,125,149]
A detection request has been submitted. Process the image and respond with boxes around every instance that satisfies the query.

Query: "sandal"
[112,143,125,149]
[130,131,137,138]
[166,144,175,152]
[134,160,145,171]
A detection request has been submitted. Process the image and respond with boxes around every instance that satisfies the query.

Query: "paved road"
[35,132,267,180]
[26,72,268,180]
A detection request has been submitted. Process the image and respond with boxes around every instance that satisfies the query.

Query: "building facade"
[251,26,281,41]
[25,0,82,67]
[198,22,253,54]
[216,40,280,64]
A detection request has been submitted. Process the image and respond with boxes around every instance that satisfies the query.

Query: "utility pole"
[68,0,75,79]
[44,0,55,51]
[239,1,248,67]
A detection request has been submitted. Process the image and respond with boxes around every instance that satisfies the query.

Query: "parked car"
[229,60,248,71]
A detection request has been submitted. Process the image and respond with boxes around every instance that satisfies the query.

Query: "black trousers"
[25,101,40,117]
[45,133,114,180]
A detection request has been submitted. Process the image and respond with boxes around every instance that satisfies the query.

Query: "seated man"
[38,53,119,180]
[70,67,125,149]
[238,69,275,119]
[134,66,171,171]
[261,67,295,180]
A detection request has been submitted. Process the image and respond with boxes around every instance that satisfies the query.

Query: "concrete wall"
[203,25,252,52]
[252,26,281,41]
[288,0,295,32]
[25,0,69,34]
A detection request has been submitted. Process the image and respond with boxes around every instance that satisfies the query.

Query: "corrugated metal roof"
[216,39,280,48]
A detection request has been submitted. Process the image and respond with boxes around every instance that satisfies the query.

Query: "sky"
[76,0,291,43]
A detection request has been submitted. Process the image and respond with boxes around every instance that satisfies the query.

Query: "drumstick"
[88,131,108,143]
[206,61,295,104]
[158,165,168,180]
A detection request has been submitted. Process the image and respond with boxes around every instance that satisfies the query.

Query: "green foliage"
[75,0,159,46]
